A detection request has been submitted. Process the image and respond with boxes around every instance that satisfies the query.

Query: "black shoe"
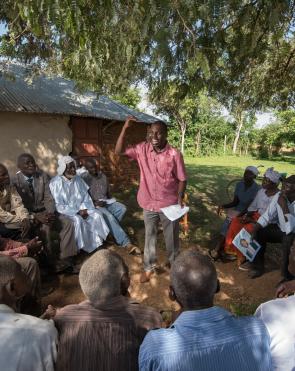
[209,249,221,261]
[248,267,264,279]
[220,251,237,262]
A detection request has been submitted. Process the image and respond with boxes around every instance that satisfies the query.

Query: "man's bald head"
[170,250,218,309]
[0,256,29,307]
[17,153,36,176]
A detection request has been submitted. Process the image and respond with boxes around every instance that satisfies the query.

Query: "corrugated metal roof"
[0,64,159,123]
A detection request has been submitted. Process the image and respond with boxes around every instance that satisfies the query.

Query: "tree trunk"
[223,135,227,154]
[232,112,244,154]
[177,118,187,155]
[181,127,186,154]
[195,131,201,155]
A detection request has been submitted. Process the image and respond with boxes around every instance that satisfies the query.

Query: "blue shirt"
[139,306,272,371]
[234,181,260,212]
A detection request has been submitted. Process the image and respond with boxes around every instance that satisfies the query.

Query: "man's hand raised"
[123,116,138,130]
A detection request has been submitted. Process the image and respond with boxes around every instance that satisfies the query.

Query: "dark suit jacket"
[12,170,55,214]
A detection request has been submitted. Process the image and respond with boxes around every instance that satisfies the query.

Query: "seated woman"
[210,166,260,260]
[224,167,281,266]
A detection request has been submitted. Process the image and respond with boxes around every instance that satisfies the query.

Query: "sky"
[0,21,275,127]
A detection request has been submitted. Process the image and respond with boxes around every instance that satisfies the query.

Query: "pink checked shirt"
[125,142,187,211]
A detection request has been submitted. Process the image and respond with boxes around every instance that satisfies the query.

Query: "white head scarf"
[57,155,75,176]
[245,166,259,176]
[264,167,281,184]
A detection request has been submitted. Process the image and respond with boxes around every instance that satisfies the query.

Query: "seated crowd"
[0,152,294,371]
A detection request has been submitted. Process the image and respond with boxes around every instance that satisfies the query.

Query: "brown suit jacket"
[12,171,55,214]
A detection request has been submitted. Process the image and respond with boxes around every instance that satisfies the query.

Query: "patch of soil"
[42,243,282,316]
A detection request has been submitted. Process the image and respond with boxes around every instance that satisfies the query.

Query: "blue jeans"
[99,202,130,247]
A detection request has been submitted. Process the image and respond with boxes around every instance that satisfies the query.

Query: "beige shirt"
[0,185,29,225]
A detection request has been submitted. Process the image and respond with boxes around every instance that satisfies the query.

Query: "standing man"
[13,154,77,272]
[115,116,187,283]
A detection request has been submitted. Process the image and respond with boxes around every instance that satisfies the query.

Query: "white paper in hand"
[232,228,261,262]
[160,204,189,221]
[98,198,116,205]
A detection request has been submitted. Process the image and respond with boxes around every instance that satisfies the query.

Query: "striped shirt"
[139,306,272,371]
[54,297,162,371]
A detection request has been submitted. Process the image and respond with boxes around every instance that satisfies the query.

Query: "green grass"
[185,155,294,247]
[116,154,294,249]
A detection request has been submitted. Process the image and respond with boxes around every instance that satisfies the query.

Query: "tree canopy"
[1,0,295,105]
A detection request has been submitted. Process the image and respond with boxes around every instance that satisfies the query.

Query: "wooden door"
[71,117,102,164]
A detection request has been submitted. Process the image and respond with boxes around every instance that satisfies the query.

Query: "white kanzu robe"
[49,175,109,252]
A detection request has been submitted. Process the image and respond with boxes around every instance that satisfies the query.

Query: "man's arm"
[178,180,187,206]
[115,116,137,155]
[10,187,29,221]
[43,173,56,214]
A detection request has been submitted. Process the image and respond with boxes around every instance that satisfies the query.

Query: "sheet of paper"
[160,204,189,222]
[99,198,116,205]
[232,228,261,262]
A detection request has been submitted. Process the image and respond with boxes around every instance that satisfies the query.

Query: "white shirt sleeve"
[247,190,260,212]
[257,193,279,228]
[285,214,295,235]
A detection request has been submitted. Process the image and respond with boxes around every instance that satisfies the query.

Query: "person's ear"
[4,280,16,297]
[169,285,177,301]
[216,279,220,293]
[120,272,130,296]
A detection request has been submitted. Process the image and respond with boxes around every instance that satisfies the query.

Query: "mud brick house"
[0,64,158,187]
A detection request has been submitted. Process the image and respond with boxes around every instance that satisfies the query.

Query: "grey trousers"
[17,257,42,315]
[34,214,77,260]
[143,209,180,271]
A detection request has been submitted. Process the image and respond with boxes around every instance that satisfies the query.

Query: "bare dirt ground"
[42,241,281,317]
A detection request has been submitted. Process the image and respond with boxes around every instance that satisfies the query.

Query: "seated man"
[0,163,30,240]
[83,158,140,255]
[0,235,43,315]
[255,289,295,371]
[211,166,260,261]
[53,249,162,371]
[224,168,280,267]
[250,175,295,279]
[139,250,272,371]
[0,256,57,371]
[13,153,77,272]
[49,156,109,253]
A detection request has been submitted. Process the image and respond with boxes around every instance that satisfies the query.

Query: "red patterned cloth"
[224,211,260,260]
[0,237,28,257]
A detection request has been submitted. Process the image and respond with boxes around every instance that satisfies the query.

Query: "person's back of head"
[0,256,58,370]
[0,256,29,310]
[170,249,218,310]
[79,249,129,305]
[140,250,272,371]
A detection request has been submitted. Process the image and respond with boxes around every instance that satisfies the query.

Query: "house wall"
[101,121,148,188]
[71,116,148,188]
[0,112,72,175]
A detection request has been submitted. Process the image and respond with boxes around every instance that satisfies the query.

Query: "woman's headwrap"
[245,166,259,176]
[57,155,74,176]
[264,167,281,184]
